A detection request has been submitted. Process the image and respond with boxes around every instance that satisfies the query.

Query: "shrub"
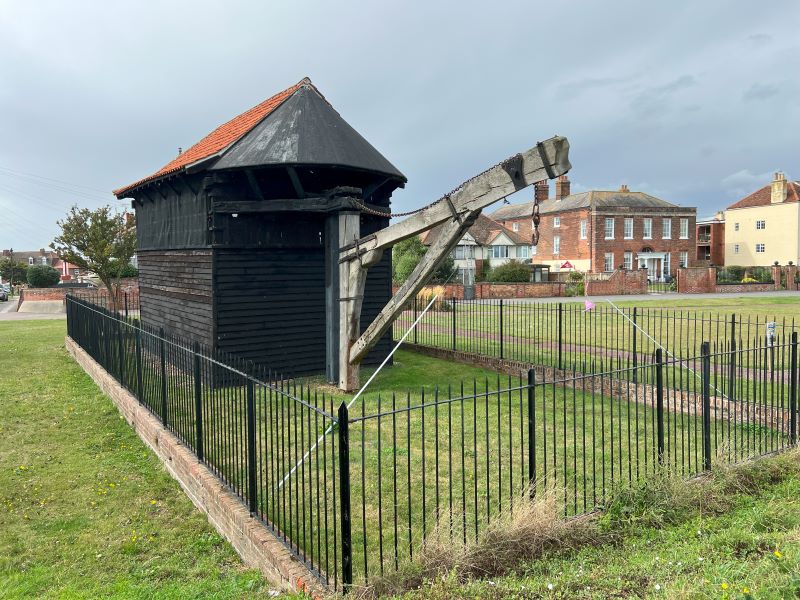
[26,264,61,288]
[488,260,530,283]
[118,264,139,278]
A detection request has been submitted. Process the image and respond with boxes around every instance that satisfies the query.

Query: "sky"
[1,0,798,250]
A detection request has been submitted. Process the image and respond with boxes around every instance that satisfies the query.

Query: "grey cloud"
[554,76,634,101]
[630,75,696,117]
[742,83,781,102]
[747,33,773,46]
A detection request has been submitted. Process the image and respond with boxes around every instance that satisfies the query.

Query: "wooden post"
[339,211,365,392]
[325,213,341,383]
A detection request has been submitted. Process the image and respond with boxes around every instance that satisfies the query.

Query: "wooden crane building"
[114,78,406,379]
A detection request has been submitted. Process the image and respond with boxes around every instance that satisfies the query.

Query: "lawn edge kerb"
[64,336,324,598]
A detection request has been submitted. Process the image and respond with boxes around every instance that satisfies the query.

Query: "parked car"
[0,290,8,302]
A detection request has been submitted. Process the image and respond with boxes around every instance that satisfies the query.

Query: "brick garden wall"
[677,265,796,294]
[585,269,647,296]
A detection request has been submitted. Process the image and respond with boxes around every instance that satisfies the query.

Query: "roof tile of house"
[726,181,800,210]
[422,213,528,247]
[491,190,687,220]
[113,78,308,196]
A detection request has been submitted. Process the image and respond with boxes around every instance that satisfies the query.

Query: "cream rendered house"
[724,172,800,266]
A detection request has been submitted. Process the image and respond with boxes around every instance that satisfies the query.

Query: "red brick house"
[491,176,697,280]
[695,212,725,265]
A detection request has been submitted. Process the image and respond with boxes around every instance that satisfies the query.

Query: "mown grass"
[0,319,278,599]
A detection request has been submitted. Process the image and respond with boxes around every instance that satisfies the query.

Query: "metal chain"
[531,195,541,246]
[351,149,531,219]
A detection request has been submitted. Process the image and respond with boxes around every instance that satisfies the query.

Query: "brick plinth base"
[65,337,324,597]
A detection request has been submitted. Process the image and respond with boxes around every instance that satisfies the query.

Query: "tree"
[0,258,28,285]
[27,264,61,288]
[51,205,137,309]
[487,260,531,282]
[392,236,457,285]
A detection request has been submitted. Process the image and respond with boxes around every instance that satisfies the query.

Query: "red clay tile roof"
[114,78,310,196]
[727,181,800,210]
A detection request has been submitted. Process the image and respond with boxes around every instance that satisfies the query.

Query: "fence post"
[246,379,258,514]
[527,368,536,497]
[135,326,144,402]
[791,331,798,445]
[194,342,204,461]
[701,341,712,471]
[159,328,168,425]
[557,303,563,370]
[124,292,129,320]
[337,402,353,590]
[729,315,736,404]
[632,307,638,384]
[117,319,125,388]
[499,299,504,360]
[413,296,418,345]
[655,348,665,464]
[452,297,457,351]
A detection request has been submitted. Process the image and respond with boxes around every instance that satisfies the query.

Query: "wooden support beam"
[349,211,477,364]
[340,136,570,264]
[245,170,265,201]
[338,212,365,391]
[286,167,306,199]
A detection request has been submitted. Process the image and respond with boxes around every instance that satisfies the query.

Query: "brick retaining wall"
[585,269,647,296]
[65,336,323,597]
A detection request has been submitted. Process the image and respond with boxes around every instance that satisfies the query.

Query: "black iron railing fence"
[67,295,799,591]
[394,298,797,372]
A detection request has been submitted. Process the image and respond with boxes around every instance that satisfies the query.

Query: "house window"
[756,243,765,253]
[531,245,537,256]
[680,218,689,239]
[553,216,561,228]
[662,218,672,239]
[734,244,740,254]
[604,253,614,272]
[756,220,766,230]
[604,218,615,239]
[40,256,47,265]
[454,246,465,259]
[623,251,633,270]
[492,246,509,259]
[643,218,652,239]
[734,222,740,231]
[679,251,688,268]
[553,235,561,255]
[28,257,34,265]
[624,218,633,239]
[663,253,671,277]
[519,245,529,259]
[512,222,519,232]
[579,219,587,239]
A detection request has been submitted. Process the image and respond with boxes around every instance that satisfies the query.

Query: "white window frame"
[734,244,740,254]
[756,220,766,230]
[519,245,529,259]
[643,218,652,239]
[512,222,519,232]
[663,253,671,278]
[40,256,47,265]
[734,222,740,231]
[604,252,614,272]
[679,251,688,268]
[579,219,587,240]
[623,251,633,270]
[756,243,765,253]
[454,246,465,260]
[553,216,561,228]
[662,218,672,239]
[531,245,537,256]
[604,218,615,240]
[492,245,509,259]
[623,218,633,239]
[680,218,689,239]
[28,257,34,265]
[553,235,561,255]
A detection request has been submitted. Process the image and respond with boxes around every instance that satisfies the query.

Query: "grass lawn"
[391,451,800,599]
[0,319,276,598]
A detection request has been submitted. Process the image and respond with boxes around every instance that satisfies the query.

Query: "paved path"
[487,290,800,305]
[0,297,66,321]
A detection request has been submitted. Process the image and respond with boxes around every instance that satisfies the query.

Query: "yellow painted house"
[724,172,800,266]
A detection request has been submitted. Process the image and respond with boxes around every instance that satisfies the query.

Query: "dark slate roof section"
[210,85,406,181]
[491,190,689,220]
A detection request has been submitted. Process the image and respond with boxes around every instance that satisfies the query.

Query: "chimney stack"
[555,175,570,200]
[619,184,630,193]
[534,180,549,202]
[771,172,788,204]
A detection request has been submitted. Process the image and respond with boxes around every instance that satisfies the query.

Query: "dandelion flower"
[721,583,728,590]
[743,587,750,594]
[774,550,783,559]
[150,500,157,505]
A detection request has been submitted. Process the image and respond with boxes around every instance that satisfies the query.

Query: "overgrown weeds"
[357,449,800,599]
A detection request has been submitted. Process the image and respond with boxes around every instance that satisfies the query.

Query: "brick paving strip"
[406,343,793,436]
